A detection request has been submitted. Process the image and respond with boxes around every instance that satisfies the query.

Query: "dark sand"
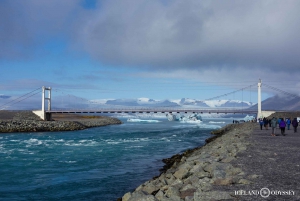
[0,111,19,120]
[51,113,106,121]
[0,110,105,121]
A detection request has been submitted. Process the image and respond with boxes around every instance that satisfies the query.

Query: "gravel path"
[230,121,300,200]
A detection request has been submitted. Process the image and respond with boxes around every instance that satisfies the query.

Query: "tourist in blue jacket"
[279,118,286,136]
[259,119,264,130]
[277,118,281,128]
[287,118,291,130]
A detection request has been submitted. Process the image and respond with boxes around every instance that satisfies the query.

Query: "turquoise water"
[0,118,231,200]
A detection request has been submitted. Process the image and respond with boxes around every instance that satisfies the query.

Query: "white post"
[257,79,262,118]
[33,86,51,121]
[34,86,47,120]
[48,87,51,111]
[42,86,45,114]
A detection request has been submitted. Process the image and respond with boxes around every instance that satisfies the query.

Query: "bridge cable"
[242,89,243,112]
[205,83,256,101]
[54,88,91,110]
[0,91,41,110]
[264,83,300,99]
[250,85,252,104]
[0,87,40,110]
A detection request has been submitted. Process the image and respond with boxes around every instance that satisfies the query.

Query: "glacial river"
[0,117,232,200]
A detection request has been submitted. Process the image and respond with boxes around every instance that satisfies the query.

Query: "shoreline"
[120,121,256,201]
[121,112,300,201]
[0,111,122,133]
[157,124,237,176]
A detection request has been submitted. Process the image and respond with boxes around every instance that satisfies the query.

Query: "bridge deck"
[46,109,258,114]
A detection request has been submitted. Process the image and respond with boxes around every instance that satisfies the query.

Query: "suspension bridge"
[1,79,298,120]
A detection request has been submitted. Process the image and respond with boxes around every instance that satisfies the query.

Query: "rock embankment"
[0,111,122,133]
[121,123,256,201]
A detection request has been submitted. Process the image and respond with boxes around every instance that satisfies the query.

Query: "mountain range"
[91,98,253,108]
[248,95,300,111]
[2,93,300,111]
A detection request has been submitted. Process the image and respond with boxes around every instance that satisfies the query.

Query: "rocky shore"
[121,122,255,201]
[0,111,122,133]
[121,112,300,201]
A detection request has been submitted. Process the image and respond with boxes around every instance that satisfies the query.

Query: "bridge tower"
[33,86,52,121]
[257,79,262,118]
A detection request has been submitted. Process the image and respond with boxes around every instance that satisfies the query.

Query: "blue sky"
[1,0,300,105]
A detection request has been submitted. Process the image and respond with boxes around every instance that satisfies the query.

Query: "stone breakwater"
[0,111,122,133]
[121,123,256,201]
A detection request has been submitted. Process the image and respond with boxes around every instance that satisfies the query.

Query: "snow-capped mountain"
[91,97,254,108]
[248,94,300,111]
[102,98,179,107]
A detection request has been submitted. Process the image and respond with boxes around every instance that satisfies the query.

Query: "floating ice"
[166,113,202,123]
[243,115,255,121]
[209,121,225,124]
[127,119,160,123]
[180,119,202,124]
[197,124,222,129]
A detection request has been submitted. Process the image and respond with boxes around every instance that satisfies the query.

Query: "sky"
[1,0,300,106]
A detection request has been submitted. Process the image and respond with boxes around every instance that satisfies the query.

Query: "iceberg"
[127,119,160,123]
[243,115,255,122]
[166,113,202,123]
[209,121,225,124]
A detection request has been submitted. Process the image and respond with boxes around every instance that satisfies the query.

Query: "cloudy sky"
[1,0,300,105]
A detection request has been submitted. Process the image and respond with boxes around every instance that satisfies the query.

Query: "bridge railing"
[47,107,259,114]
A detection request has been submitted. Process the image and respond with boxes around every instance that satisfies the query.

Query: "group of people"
[259,117,299,136]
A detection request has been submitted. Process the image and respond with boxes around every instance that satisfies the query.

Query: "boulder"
[195,171,211,179]
[221,156,236,163]
[155,190,165,200]
[238,179,252,185]
[180,184,197,199]
[128,191,158,201]
[213,178,234,185]
[174,168,189,180]
[122,192,132,201]
[165,186,180,198]
[142,183,159,194]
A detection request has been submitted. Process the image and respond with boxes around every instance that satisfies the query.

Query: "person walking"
[278,118,281,128]
[263,118,269,130]
[271,117,277,136]
[279,118,286,136]
[259,119,264,130]
[292,118,298,133]
[286,118,291,130]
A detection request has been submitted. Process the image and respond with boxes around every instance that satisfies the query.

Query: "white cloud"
[2,0,300,91]
[78,0,300,72]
